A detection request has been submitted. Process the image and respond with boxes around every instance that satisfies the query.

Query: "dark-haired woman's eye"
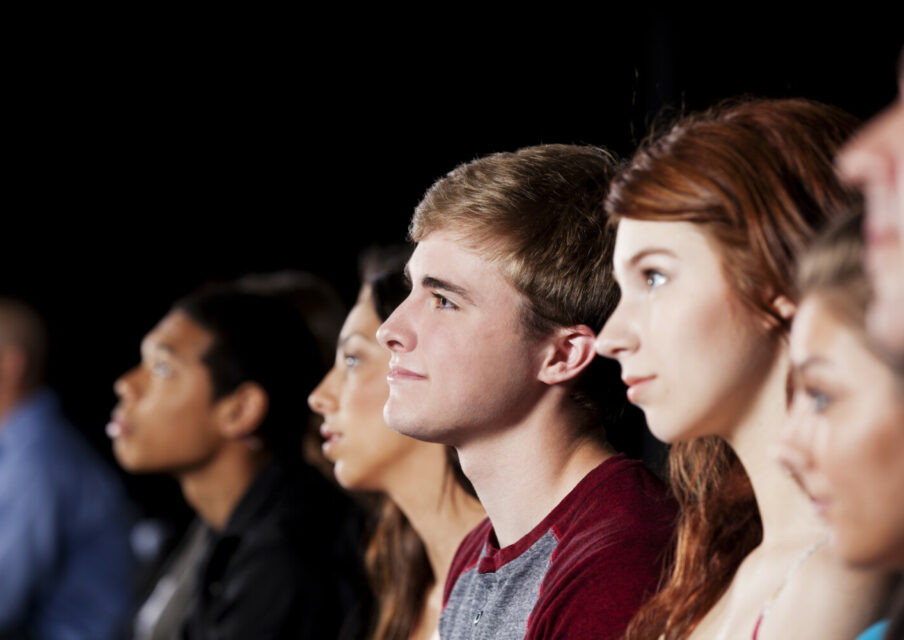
[643,269,667,290]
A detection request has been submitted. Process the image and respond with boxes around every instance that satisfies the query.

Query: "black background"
[4,10,902,522]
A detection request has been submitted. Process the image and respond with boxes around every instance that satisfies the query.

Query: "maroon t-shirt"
[440,454,677,639]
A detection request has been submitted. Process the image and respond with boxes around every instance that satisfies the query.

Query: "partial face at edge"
[595,219,781,443]
[838,78,904,357]
[781,295,904,568]
[376,231,546,446]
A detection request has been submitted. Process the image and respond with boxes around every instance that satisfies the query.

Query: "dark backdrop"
[4,11,902,522]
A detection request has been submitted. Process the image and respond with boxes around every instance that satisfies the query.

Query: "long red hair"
[607,98,860,639]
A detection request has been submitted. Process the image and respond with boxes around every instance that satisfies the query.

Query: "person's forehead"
[614,219,712,263]
[411,231,505,279]
[143,310,214,362]
[411,231,528,312]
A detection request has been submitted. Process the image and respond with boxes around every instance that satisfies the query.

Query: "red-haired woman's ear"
[771,295,797,321]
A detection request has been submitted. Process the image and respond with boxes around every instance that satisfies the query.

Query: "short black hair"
[174,285,323,459]
[359,243,414,323]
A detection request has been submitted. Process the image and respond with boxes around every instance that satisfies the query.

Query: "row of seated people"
[1,66,902,639]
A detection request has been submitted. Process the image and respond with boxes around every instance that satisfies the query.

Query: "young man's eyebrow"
[141,341,179,360]
[421,276,475,305]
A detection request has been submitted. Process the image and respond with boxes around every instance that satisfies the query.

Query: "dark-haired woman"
[596,99,893,639]
[309,246,485,640]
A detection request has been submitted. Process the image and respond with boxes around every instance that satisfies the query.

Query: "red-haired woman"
[596,99,895,639]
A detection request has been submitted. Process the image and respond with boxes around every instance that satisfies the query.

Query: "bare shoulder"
[757,545,894,640]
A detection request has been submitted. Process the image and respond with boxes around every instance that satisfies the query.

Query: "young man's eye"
[643,269,667,289]
[151,362,173,378]
[432,293,457,310]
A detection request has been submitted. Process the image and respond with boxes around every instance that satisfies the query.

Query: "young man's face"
[376,231,546,447]
[109,310,226,475]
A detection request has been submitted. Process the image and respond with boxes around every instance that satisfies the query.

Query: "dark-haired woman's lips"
[320,424,343,456]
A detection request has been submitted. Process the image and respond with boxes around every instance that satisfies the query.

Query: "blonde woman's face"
[780,295,904,568]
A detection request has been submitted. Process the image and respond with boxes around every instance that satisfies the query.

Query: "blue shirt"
[0,389,136,640]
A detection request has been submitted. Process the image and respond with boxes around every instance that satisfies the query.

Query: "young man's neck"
[179,446,272,531]
[456,397,614,548]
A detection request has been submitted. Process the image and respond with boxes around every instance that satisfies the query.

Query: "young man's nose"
[113,366,141,400]
[376,296,416,354]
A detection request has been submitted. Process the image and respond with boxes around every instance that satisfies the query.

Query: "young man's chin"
[384,405,451,445]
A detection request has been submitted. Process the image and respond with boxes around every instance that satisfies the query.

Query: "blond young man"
[377,145,677,640]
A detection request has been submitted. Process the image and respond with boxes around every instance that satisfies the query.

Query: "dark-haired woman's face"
[596,219,779,442]
[780,295,904,568]
[307,287,428,491]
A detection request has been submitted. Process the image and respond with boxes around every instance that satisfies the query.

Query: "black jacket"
[182,461,368,640]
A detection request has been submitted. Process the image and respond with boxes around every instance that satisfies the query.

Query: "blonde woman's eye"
[344,355,360,369]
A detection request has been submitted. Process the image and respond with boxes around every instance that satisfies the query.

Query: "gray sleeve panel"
[439,529,558,640]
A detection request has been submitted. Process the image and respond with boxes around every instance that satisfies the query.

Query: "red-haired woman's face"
[596,219,781,443]
[779,295,904,568]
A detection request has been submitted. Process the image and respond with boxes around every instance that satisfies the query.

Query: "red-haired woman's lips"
[623,375,656,403]
[387,366,427,383]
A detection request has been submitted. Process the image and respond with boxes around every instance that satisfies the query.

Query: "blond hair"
[411,144,623,437]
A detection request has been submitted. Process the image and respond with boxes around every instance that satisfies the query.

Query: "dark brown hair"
[358,245,476,640]
[608,98,860,639]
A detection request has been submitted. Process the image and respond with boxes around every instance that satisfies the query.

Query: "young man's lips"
[106,412,132,439]
[623,375,656,402]
[387,366,427,382]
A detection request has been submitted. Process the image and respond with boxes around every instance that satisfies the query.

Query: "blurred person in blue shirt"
[0,297,136,640]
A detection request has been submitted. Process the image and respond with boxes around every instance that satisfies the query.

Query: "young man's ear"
[214,382,269,439]
[537,325,598,385]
